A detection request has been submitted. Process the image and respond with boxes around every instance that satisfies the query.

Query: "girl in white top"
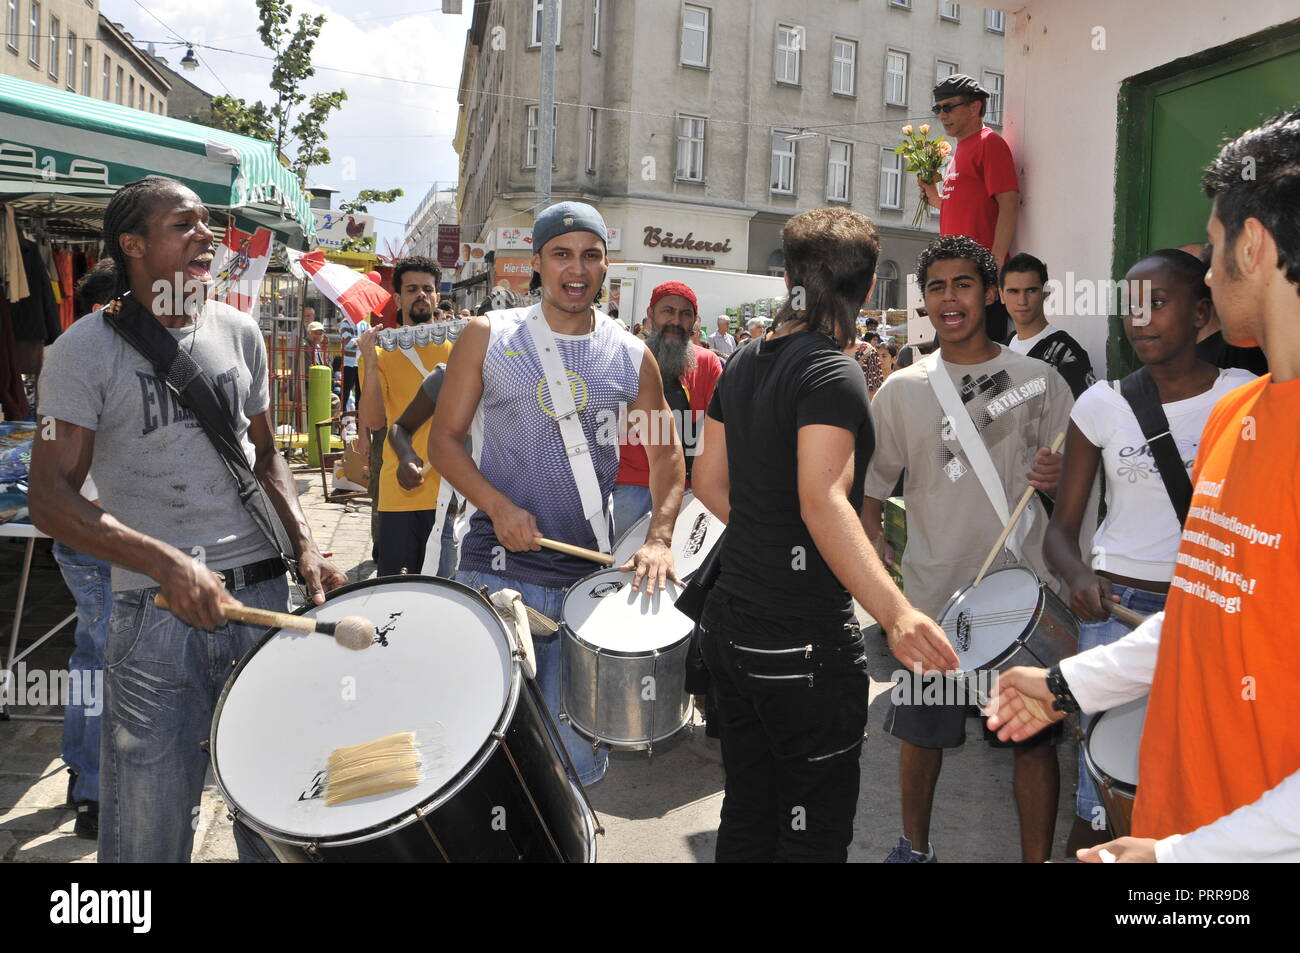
[1043,249,1256,853]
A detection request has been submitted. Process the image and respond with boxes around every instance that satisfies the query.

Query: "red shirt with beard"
[617,343,722,488]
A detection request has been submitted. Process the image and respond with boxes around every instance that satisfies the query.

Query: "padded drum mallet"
[153,595,375,650]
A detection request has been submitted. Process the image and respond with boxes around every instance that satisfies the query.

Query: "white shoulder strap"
[523,306,612,553]
[923,348,1029,559]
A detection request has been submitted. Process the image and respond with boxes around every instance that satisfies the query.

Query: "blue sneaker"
[884,836,937,863]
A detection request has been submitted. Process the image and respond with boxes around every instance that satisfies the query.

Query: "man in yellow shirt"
[358,256,453,575]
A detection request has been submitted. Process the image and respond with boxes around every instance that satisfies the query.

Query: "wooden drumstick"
[973,431,1067,587]
[153,594,374,650]
[536,537,615,566]
[1107,603,1149,627]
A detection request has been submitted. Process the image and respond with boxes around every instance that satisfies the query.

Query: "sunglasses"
[931,99,975,115]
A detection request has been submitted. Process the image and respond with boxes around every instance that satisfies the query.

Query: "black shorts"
[884,670,1062,749]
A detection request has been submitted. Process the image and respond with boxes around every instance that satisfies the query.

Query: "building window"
[983,69,1003,125]
[102,55,110,100]
[28,1,39,66]
[586,107,597,172]
[5,0,17,54]
[936,58,958,83]
[831,37,856,96]
[879,148,902,210]
[940,2,960,22]
[775,24,801,85]
[827,140,852,202]
[885,50,908,106]
[138,86,144,110]
[986,9,1005,33]
[889,0,911,7]
[874,261,899,309]
[65,31,75,88]
[82,43,91,95]
[524,104,539,168]
[770,132,796,194]
[128,76,134,109]
[676,114,705,181]
[529,0,561,47]
[115,66,123,104]
[591,0,601,53]
[47,14,57,79]
[680,3,709,68]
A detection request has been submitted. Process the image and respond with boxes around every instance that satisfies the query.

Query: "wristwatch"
[1045,664,1080,714]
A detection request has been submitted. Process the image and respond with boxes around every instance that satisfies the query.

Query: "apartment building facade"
[455,0,1006,307]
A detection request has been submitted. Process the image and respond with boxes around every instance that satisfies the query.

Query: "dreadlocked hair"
[100,176,187,298]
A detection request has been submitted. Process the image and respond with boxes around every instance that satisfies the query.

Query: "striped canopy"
[0,74,315,246]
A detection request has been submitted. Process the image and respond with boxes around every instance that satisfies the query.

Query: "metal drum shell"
[937,568,1079,675]
[1082,701,1144,838]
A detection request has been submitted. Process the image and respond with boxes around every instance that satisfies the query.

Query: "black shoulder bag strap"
[1118,366,1193,525]
[104,294,299,579]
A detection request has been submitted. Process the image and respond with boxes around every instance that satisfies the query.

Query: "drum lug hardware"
[558,712,570,724]
[306,842,322,861]
[198,739,210,753]
[491,731,506,742]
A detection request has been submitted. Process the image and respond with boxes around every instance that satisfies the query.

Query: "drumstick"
[972,431,1067,587]
[153,594,374,650]
[1108,603,1149,628]
[536,537,615,566]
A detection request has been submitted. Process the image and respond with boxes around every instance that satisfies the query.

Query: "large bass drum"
[1082,696,1148,837]
[211,576,598,862]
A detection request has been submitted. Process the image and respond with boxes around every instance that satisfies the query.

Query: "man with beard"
[613,281,723,537]
[357,256,455,576]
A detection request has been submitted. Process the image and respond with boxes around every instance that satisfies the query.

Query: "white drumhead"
[939,567,1042,672]
[1088,696,1147,786]
[562,569,693,654]
[612,490,724,579]
[213,579,513,840]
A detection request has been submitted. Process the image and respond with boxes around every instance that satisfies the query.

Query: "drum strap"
[923,348,1029,560]
[523,306,612,554]
[1115,369,1193,525]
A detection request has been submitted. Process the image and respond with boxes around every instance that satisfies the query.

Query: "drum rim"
[1082,704,1141,797]
[210,574,525,848]
[567,712,692,750]
[939,565,1048,674]
[559,568,694,658]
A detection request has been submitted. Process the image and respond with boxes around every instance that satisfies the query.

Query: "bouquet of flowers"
[896,124,952,227]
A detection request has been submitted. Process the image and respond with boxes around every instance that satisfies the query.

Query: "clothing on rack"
[55,247,75,330]
[2,205,31,303]
[0,299,33,420]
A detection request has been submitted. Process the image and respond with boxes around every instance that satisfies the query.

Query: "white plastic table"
[1,521,75,721]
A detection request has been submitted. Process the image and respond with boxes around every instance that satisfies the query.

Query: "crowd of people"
[21,73,1299,865]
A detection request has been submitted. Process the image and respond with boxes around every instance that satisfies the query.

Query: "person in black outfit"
[692,206,957,863]
[1182,244,1270,376]
[1000,253,1095,398]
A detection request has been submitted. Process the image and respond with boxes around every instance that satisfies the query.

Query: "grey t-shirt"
[864,346,1073,617]
[39,300,278,591]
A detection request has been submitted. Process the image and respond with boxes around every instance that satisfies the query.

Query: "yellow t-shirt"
[359,340,454,512]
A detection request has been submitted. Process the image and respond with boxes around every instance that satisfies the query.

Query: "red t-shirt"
[617,344,723,488]
[938,126,1018,256]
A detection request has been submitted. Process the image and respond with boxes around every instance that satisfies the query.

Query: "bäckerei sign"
[642,226,732,254]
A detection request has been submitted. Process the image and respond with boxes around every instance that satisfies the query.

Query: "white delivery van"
[604,262,788,328]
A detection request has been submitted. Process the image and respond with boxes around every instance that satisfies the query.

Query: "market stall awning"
[0,74,315,246]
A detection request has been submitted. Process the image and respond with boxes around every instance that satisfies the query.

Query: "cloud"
[109,0,470,245]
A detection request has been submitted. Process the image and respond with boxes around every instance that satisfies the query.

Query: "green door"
[1112,23,1300,375]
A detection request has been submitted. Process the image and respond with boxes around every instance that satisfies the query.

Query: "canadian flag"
[288,249,392,325]
[211,221,273,313]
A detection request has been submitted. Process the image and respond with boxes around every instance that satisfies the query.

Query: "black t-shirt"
[1196,330,1269,377]
[706,331,874,622]
[1003,327,1096,398]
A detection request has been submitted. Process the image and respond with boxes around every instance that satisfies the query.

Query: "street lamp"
[180,46,199,71]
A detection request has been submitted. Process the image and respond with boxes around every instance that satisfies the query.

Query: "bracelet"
[1046,664,1080,714]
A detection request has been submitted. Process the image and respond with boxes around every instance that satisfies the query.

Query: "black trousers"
[341,364,360,413]
[700,592,870,863]
[376,508,437,576]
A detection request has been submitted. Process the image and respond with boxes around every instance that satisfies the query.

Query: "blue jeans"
[52,542,113,804]
[611,483,653,543]
[99,575,290,863]
[455,569,608,786]
[435,511,460,579]
[1076,583,1167,823]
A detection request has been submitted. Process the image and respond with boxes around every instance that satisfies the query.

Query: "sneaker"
[73,800,98,840]
[884,836,937,863]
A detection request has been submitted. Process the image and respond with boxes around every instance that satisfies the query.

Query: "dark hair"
[885,341,898,358]
[437,299,454,313]
[772,206,881,350]
[1130,248,1211,301]
[1000,252,1049,287]
[866,332,882,345]
[916,234,998,288]
[392,255,442,291]
[75,258,118,314]
[1202,107,1300,291]
[100,176,190,296]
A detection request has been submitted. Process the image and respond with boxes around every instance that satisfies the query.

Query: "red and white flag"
[289,249,392,325]
[211,221,273,313]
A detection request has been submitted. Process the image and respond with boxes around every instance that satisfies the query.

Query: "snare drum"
[560,569,694,751]
[612,490,724,580]
[211,576,598,862]
[1082,696,1147,837]
[939,566,1078,677]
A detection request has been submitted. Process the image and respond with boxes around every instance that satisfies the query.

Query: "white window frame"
[885,49,908,106]
[81,43,91,95]
[831,36,856,97]
[774,23,802,86]
[115,67,122,104]
[65,31,75,89]
[874,261,900,310]
[888,0,911,8]
[529,0,562,48]
[48,15,58,81]
[102,54,110,100]
[28,1,39,66]
[6,0,19,54]
[591,0,601,53]
[935,58,959,84]
[676,114,706,182]
[983,69,1004,125]
[985,9,1005,33]
[879,148,902,210]
[940,2,961,23]
[586,107,597,172]
[680,3,710,68]
[770,131,796,195]
[827,139,852,203]
[524,104,539,168]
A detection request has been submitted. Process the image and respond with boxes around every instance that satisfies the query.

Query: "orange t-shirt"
[1134,374,1300,838]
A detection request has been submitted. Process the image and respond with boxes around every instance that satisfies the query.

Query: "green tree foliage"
[337,188,405,252]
